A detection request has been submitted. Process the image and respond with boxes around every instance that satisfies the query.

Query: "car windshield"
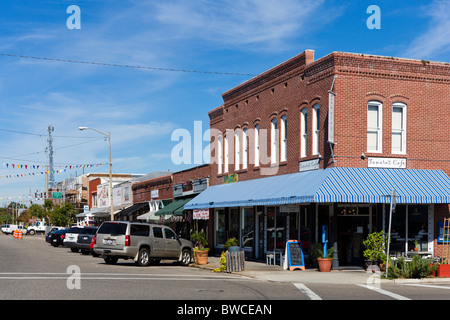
[98,222,127,235]
[82,228,97,235]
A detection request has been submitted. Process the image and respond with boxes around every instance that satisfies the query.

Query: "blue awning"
[184,168,450,209]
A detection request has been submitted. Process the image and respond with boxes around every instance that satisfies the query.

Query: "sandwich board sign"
[284,240,305,271]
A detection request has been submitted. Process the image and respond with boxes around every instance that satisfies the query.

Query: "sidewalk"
[191,256,450,285]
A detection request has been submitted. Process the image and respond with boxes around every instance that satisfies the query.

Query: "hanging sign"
[193,208,209,220]
[284,240,305,271]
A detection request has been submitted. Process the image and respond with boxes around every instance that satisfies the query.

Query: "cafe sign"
[367,157,406,169]
[222,173,238,184]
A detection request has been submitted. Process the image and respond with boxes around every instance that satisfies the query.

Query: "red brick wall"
[172,164,211,185]
[132,175,173,203]
[209,51,450,184]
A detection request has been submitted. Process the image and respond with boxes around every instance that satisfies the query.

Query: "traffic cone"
[18,230,23,239]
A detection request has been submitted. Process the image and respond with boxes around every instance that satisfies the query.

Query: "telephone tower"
[46,125,55,189]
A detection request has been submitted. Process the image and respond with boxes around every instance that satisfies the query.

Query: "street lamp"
[78,126,114,221]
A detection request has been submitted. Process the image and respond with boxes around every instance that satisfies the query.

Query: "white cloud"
[401,0,450,60]
[153,0,324,50]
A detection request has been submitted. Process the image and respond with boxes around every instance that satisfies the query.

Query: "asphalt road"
[2,233,450,307]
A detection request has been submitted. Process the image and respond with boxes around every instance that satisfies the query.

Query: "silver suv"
[93,221,193,266]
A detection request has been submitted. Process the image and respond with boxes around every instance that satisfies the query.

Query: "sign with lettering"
[193,208,209,220]
[284,240,305,271]
[367,157,406,169]
[328,91,335,143]
[222,173,238,184]
[299,159,319,172]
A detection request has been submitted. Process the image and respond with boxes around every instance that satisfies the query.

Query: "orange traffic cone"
[18,230,23,239]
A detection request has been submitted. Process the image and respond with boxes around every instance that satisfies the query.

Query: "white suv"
[93,221,193,266]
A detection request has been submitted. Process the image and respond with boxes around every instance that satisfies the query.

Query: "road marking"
[403,283,450,290]
[293,283,322,300]
[0,272,252,281]
[357,284,411,300]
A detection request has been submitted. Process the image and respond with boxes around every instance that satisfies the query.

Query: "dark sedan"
[75,227,98,256]
[50,229,69,247]
[45,227,65,244]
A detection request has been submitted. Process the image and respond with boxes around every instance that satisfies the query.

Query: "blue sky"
[0,0,449,205]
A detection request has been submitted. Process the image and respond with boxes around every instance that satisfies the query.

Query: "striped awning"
[184,168,450,209]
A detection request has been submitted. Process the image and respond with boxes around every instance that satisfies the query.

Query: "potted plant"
[363,231,387,271]
[414,240,419,251]
[311,242,334,272]
[190,231,209,265]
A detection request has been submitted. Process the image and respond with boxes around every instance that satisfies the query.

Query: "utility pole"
[46,125,55,189]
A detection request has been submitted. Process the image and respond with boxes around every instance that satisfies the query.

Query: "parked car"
[63,226,85,252]
[50,229,69,247]
[73,227,98,256]
[93,221,193,266]
[27,221,48,235]
[45,227,66,244]
[1,224,27,235]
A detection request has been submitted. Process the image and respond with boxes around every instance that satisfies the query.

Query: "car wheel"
[104,256,118,265]
[180,249,192,266]
[136,248,150,266]
[71,248,80,253]
[28,230,35,236]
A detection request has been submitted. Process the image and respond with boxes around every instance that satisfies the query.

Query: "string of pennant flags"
[0,162,108,180]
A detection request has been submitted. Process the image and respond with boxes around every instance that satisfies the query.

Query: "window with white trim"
[217,135,223,175]
[224,133,229,173]
[300,109,308,158]
[367,101,382,153]
[242,128,248,170]
[235,130,240,171]
[280,115,287,162]
[312,104,320,155]
[255,124,260,167]
[271,118,278,164]
[392,102,406,154]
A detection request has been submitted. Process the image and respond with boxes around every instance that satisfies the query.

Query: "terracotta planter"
[317,258,333,272]
[194,249,209,265]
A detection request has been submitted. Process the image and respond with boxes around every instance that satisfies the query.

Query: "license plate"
[83,236,88,240]
[52,239,57,242]
[104,239,114,245]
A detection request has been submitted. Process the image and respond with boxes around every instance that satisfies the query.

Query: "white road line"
[403,283,450,290]
[357,284,411,300]
[293,283,322,300]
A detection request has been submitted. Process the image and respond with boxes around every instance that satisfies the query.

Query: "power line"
[0,52,257,76]
[0,127,98,139]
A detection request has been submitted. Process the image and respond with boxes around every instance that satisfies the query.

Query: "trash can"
[226,246,245,272]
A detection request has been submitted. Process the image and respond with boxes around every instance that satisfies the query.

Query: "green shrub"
[387,256,438,279]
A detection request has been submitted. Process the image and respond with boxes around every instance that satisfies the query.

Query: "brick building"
[186,50,450,267]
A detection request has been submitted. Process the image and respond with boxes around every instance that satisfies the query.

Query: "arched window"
[300,109,308,158]
[271,118,278,164]
[367,101,382,153]
[280,115,287,162]
[312,104,320,155]
[392,102,406,154]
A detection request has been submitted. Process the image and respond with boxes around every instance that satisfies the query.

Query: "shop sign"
[222,173,238,184]
[193,208,209,220]
[299,159,319,172]
[151,189,159,199]
[367,157,406,169]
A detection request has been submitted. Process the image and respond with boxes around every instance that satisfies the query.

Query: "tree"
[49,202,77,227]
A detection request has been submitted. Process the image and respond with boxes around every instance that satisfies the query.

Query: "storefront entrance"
[337,206,371,266]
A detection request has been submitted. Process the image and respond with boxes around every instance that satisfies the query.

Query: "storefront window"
[389,205,429,254]
[390,205,406,253]
[215,209,226,246]
[408,205,428,251]
[241,208,254,248]
[229,208,240,241]
[266,207,286,251]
